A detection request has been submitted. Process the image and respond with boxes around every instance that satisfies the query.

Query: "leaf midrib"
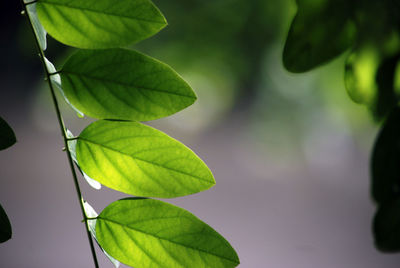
[98,217,239,264]
[62,71,196,99]
[78,137,214,185]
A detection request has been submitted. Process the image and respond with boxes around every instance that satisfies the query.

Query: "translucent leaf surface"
[66,129,100,189]
[44,57,84,117]
[76,120,215,198]
[96,198,240,267]
[26,3,47,51]
[36,0,167,49]
[83,201,120,268]
[345,46,379,106]
[60,48,196,121]
[345,35,400,119]
[371,107,400,204]
[283,0,355,72]
[0,204,12,243]
[0,116,16,151]
[373,198,400,252]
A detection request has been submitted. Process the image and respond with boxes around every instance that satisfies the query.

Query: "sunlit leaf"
[345,46,379,106]
[26,3,47,51]
[373,198,400,252]
[371,107,400,204]
[44,57,84,117]
[60,48,196,121]
[344,34,400,119]
[76,120,215,198]
[83,201,120,268]
[36,0,167,49]
[283,0,355,72]
[66,129,100,190]
[96,198,240,267]
[0,116,16,151]
[0,204,12,243]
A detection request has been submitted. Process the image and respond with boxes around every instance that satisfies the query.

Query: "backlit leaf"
[0,204,12,243]
[373,198,400,252]
[344,34,400,119]
[60,48,196,121]
[44,57,84,117]
[36,0,167,49]
[283,0,355,72]
[0,116,16,151]
[66,129,101,190]
[83,201,120,268]
[96,198,240,267]
[76,120,215,198]
[371,107,400,204]
[345,46,379,106]
[26,2,47,51]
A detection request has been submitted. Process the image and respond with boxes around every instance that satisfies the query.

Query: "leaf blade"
[371,107,400,204]
[26,3,47,51]
[66,129,101,190]
[76,120,215,198]
[283,0,355,72]
[0,204,12,243]
[83,201,120,268]
[344,37,400,120]
[36,0,167,48]
[96,198,239,267]
[44,57,84,117]
[0,116,16,151]
[373,198,400,252]
[60,48,196,121]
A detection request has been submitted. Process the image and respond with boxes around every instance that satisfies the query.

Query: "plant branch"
[20,1,100,267]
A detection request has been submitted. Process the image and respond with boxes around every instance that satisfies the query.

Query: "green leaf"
[76,120,215,198]
[66,129,101,190]
[373,198,400,252]
[83,201,120,268]
[0,203,12,243]
[36,0,167,49]
[345,46,380,106]
[0,116,16,151]
[60,48,196,121]
[96,198,240,267]
[44,57,84,117]
[344,35,400,119]
[283,0,356,72]
[26,3,47,51]
[371,107,400,204]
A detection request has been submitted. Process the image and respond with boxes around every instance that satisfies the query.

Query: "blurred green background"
[1,0,399,267]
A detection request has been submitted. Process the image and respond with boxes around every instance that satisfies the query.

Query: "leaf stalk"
[19,1,100,267]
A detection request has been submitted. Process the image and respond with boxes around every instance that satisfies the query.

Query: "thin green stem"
[20,2,100,267]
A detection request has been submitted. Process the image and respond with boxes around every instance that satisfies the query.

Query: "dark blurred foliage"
[373,196,400,252]
[0,203,12,243]
[0,116,15,244]
[283,0,400,253]
[284,0,400,120]
[0,116,16,150]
